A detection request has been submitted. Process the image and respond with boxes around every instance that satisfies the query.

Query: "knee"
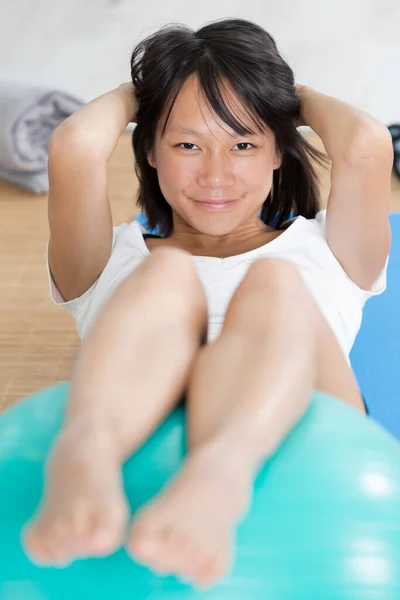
[138,247,208,321]
[225,257,317,335]
[243,258,308,306]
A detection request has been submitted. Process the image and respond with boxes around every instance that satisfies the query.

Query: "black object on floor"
[388,124,400,179]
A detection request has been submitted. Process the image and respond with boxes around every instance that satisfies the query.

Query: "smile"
[193,199,239,210]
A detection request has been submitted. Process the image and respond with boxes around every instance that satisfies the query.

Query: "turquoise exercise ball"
[0,383,400,599]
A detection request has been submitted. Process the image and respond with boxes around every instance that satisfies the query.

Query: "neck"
[168,219,273,254]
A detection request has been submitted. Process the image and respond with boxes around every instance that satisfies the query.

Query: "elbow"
[48,123,96,160]
[49,116,81,143]
[347,123,394,163]
[49,122,79,153]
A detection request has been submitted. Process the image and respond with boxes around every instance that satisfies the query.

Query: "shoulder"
[112,220,146,251]
[278,211,326,235]
[302,209,389,298]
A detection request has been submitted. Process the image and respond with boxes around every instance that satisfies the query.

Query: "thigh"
[224,256,366,414]
[113,247,207,311]
[313,309,366,413]
[83,247,209,351]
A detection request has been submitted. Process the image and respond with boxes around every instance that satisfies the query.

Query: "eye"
[175,142,256,151]
[176,143,199,151]
[233,142,255,151]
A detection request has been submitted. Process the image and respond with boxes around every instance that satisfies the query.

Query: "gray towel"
[0,80,84,194]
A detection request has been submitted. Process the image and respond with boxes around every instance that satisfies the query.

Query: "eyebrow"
[166,125,257,138]
[167,126,204,136]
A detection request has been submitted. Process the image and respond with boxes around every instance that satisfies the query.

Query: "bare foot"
[23,423,130,566]
[127,446,254,588]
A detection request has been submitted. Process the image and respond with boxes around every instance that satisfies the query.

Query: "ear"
[147,150,156,169]
[273,150,282,170]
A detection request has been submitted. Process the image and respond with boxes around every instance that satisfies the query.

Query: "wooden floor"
[1,132,400,412]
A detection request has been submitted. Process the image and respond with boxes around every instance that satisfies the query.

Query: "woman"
[23,18,393,588]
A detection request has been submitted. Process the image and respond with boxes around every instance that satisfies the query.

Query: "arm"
[296,84,391,161]
[48,84,138,302]
[297,85,393,290]
[55,82,137,161]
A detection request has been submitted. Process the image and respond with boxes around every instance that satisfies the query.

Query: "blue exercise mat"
[136,212,400,439]
[351,213,400,439]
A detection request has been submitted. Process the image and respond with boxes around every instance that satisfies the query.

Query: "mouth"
[192,198,239,210]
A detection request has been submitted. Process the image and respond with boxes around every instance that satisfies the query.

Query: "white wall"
[0,0,399,125]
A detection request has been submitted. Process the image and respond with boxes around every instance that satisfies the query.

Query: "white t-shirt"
[46,210,388,364]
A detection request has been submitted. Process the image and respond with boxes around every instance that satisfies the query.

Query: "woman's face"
[147,74,282,239]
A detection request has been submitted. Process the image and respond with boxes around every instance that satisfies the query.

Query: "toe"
[194,543,232,588]
[128,528,157,562]
[23,521,62,566]
[177,546,215,585]
[196,557,224,588]
[128,510,160,560]
[154,529,195,578]
[128,514,179,574]
[71,508,127,559]
[85,521,125,557]
[46,521,78,565]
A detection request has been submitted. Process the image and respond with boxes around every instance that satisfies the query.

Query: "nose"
[197,152,235,190]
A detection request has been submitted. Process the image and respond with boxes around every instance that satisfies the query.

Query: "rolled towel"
[0,80,84,194]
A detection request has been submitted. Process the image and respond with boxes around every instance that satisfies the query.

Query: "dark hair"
[130,18,330,237]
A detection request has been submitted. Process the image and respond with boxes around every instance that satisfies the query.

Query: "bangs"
[160,69,268,139]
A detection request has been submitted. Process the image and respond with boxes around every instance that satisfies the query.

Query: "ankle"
[58,417,122,462]
[190,437,258,483]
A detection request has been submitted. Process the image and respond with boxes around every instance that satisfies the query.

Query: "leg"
[128,258,365,587]
[23,247,208,566]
